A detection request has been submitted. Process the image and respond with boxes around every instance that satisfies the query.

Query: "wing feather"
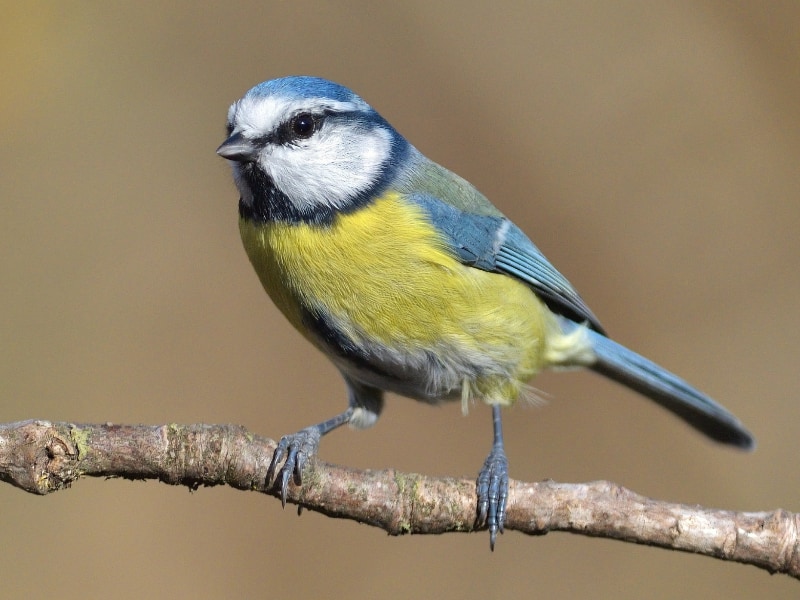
[407,192,605,333]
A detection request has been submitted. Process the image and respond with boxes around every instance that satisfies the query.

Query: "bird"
[216,76,754,549]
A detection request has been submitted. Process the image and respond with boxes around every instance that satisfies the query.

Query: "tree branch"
[1,419,796,578]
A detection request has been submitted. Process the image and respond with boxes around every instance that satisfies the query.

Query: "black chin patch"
[237,163,337,225]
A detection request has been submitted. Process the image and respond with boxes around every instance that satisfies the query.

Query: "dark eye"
[291,113,317,139]
[292,113,317,140]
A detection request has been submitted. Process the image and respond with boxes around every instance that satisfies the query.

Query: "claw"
[265,437,289,489]
[476,444,509,550]
[263,407,355,506]
[476,405,510,550]
[265,426,322,505]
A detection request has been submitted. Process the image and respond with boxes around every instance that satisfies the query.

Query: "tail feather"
[570,321,755,450]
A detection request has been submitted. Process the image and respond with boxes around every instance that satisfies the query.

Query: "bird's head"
[217,76,408,223]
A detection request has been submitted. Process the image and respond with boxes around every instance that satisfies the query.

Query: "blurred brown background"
[2,2,799,598]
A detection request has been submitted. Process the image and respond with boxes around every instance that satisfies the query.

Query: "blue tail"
[569,320,754,449]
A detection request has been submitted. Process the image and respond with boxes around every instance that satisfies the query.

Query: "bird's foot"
[264,407,355,506]
[265,426,322,506]
[475,444,509,551]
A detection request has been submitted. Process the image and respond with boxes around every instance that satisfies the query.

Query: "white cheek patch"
[263,123,393,211]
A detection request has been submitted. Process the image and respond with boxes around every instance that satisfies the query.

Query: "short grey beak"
[216,131,257,162]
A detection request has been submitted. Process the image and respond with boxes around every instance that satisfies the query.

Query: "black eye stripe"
[248,109,368,148]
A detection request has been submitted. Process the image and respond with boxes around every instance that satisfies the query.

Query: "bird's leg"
[266,406,354,506]
[475,404,509,550]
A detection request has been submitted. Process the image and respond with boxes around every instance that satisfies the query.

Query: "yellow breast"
[239,192,552,404]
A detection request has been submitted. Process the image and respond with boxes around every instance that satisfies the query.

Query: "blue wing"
[407,193,605,333]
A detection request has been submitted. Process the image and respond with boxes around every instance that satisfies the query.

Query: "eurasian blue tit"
[216,76,753,548]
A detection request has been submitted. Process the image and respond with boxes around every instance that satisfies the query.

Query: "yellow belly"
[239,192,552,404]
